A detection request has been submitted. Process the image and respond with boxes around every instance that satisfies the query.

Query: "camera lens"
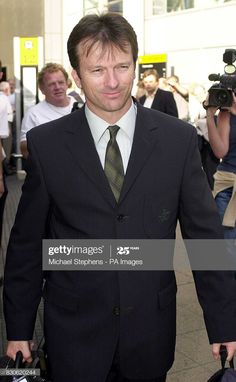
[216,89,230,105]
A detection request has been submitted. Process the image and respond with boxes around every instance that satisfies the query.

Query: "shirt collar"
[85,100,137,145]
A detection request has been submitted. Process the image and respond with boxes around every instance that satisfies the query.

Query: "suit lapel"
[64,108,117,208]
[119,104,160,204]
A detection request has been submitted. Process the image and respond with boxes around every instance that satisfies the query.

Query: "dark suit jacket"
[139,88,178,117]
[3,104,236,382]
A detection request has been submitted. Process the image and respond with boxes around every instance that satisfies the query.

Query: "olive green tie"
[104,125,124,202]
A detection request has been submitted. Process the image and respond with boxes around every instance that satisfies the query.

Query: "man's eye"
[92,68,103,73]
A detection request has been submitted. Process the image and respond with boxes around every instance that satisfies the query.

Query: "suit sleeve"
[3,134,50,340]
[179,127,221,239]
[179,127,236,343]
[165,92,178,118]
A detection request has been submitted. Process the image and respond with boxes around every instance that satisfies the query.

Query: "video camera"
[208,49,236,108]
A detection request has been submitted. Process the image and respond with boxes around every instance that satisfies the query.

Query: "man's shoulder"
[27,106,84,140]
[0,92,9,107]
[66,95,78,110]
[138,101,187,123]
[138,94,146,104]
[137,102,195,138]
[24,100,47,117]
[156,88,174,99]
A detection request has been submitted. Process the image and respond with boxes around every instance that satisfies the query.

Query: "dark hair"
[0,60,2,72]
[67,13,138,74]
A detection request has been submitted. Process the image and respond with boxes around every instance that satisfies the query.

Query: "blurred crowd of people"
[0,61,10,250]
[135,67,236,252]
[135,69,219,190]
[0,75,16,175]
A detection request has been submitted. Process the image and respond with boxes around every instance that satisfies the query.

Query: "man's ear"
[72,69,81,88]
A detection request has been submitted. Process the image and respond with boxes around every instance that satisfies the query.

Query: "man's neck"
[86,98,133,125]
[146,88,157,97]
[47,97,70,108]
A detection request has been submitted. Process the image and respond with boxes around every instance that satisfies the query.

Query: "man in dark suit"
[139,69,178,117]
[3,13,236,382]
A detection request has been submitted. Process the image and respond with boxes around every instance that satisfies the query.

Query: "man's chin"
[102,97,131,112]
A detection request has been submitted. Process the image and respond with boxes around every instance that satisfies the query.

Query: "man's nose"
[105,70,118,88]
[54,82,61,89]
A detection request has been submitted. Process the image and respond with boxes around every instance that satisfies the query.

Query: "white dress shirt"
[85,102,136,173]
[143,94,155,109]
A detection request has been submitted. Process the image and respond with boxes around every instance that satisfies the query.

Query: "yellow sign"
[20,37,38,66]
[139,54,167,64]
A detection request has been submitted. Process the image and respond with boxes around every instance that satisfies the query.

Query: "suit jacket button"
[113,306,120,316]
[117,214,125,222]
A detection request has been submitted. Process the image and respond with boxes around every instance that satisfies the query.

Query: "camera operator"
[205,91,236,254]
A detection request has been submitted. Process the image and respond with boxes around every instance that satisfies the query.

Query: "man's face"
[72,40,136,123]
[8,79,15,94]
[40,70,68,106]
[4,84,10,96]
[143,74,158,95]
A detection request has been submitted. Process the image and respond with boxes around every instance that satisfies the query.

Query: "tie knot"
[108,125,120,140]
